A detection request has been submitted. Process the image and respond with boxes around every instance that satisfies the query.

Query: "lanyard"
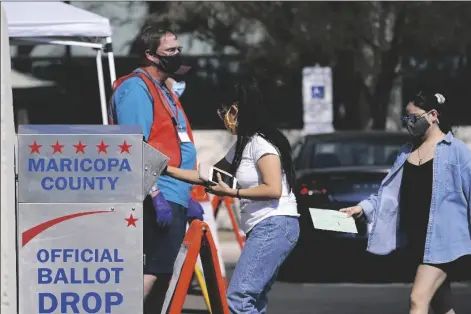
[141,69,182,130]
[156,82,181,129]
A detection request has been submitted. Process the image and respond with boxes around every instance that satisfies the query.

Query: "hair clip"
[434,93,446,104]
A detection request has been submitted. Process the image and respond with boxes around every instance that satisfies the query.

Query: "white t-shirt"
[225,135,299,233]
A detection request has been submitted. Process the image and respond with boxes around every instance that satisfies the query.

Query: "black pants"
[143,196,188,276]
[142,196,188,313]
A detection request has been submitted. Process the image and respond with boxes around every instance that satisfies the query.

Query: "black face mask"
[406,115,431,138]
[155,53,182,74]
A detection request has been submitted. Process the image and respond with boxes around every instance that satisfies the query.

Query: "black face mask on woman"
[405,114,431,138]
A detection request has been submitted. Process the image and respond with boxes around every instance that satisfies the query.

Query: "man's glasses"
[157,46,183,55]
[166,46,183,54]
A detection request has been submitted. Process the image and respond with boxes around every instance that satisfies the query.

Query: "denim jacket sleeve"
[358,193,378,223]
[357,142,410,223]
[358,155,393,223]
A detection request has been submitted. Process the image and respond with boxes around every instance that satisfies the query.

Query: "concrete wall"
[192,129,303,166]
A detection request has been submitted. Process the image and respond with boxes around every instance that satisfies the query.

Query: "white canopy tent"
[3,1,116,124]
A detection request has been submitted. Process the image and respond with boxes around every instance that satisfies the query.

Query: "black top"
[399,158,434,255]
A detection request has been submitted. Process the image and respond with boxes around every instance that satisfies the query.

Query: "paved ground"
[181,231,471,314]
[184,269,471,314]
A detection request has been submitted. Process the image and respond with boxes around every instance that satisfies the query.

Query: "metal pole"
[106,37,117,87]
[64,1,71,59]
[95,49,108,125]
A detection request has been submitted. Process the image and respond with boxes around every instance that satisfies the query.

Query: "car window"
[291,137,306,169]
[306,137,406,169]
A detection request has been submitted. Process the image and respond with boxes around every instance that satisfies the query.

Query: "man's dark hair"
[135,25,177,64]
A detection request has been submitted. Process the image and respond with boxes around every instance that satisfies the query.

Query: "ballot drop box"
[16,125,168,314]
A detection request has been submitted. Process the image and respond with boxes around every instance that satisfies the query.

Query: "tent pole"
[106,37,117,87]
[95,49,108,125]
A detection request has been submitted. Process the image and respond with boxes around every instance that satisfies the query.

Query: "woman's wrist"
[150,185,160,197]
[354,206,364,218]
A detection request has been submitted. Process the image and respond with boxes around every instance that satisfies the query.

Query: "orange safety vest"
[110,69,195,168]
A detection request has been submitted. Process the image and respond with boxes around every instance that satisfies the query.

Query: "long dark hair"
[221,77,296,192]
[409,90,453,134]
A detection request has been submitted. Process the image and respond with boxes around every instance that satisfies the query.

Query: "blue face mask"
[172,81,186,98]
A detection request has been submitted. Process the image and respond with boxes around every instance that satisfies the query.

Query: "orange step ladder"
[192,185,245,250]
[161,220,230,314]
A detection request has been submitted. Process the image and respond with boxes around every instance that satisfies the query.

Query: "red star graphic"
[125,214,138,227]
[118,140,132,154]
[73,141,87,154]
[96,141,109,154]
[28,141,42,154]
[51,141,64,154]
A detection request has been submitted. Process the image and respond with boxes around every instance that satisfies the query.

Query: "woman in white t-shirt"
[165,77,300,313]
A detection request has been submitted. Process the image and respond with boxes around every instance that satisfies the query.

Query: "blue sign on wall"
[311,86,325,99]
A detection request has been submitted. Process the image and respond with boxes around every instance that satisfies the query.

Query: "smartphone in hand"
[198,164,238,189]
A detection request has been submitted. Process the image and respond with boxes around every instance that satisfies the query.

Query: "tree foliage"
[134,1,471,129]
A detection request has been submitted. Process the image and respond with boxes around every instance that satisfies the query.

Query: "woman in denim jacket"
[341,91,471,314]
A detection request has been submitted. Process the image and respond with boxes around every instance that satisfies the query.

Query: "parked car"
[278,131,411,282]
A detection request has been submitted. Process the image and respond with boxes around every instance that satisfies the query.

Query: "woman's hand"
[206,173,236,197]
[339,206,364,219]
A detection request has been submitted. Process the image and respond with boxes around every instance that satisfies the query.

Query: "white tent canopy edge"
[3,1,117,125]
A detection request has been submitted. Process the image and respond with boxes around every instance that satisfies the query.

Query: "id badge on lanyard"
[170,116,191,143]
[177,125,191,143]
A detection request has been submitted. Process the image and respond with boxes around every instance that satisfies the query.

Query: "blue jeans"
[227,216,300,314]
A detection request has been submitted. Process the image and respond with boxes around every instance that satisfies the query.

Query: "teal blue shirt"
[111,69,196,208]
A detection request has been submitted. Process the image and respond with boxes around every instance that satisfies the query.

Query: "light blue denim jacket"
[359,132,471,264]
